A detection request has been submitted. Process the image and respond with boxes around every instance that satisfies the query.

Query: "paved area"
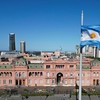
[0,94,100,100]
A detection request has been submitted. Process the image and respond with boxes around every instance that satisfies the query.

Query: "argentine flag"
[80,25,100,50]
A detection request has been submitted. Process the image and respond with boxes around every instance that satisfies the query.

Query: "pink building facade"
[0,57,100,88]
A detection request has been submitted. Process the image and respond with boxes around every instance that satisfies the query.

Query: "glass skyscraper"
[9,33,16,51]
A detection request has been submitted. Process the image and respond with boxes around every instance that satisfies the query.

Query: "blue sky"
[0,0,100,52]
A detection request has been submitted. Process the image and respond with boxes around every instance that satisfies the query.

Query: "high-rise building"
[20,41,26,53]
[9,33,16,51]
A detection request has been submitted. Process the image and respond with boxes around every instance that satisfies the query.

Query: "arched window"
[97,72,99,77]
[35,72,38,76]
[40,72,43,76]
[4,72,6,77]
[15,72,18,77]
[10,72,12,76]
[32,72,34,76]
[7,72,9,76]
[93,72,96,76]
[19,72,21,77]
[1,72,3,76]
[38,72,39,76]
[29,72,32,76]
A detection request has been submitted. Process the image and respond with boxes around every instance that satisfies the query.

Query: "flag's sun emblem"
[90,33,96,38]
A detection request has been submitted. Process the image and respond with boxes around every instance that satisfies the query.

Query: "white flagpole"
[79,10,83,100]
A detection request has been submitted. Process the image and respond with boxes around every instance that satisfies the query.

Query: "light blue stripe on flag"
[80,25,100,50]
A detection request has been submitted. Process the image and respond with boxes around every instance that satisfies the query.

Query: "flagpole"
[79,10,83,100]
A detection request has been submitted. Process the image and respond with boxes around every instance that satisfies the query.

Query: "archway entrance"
[56,72,63,85]
[96,79,99,86]
[15,80,18,85]
[15,79,26,86]
[93,79,95,85]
